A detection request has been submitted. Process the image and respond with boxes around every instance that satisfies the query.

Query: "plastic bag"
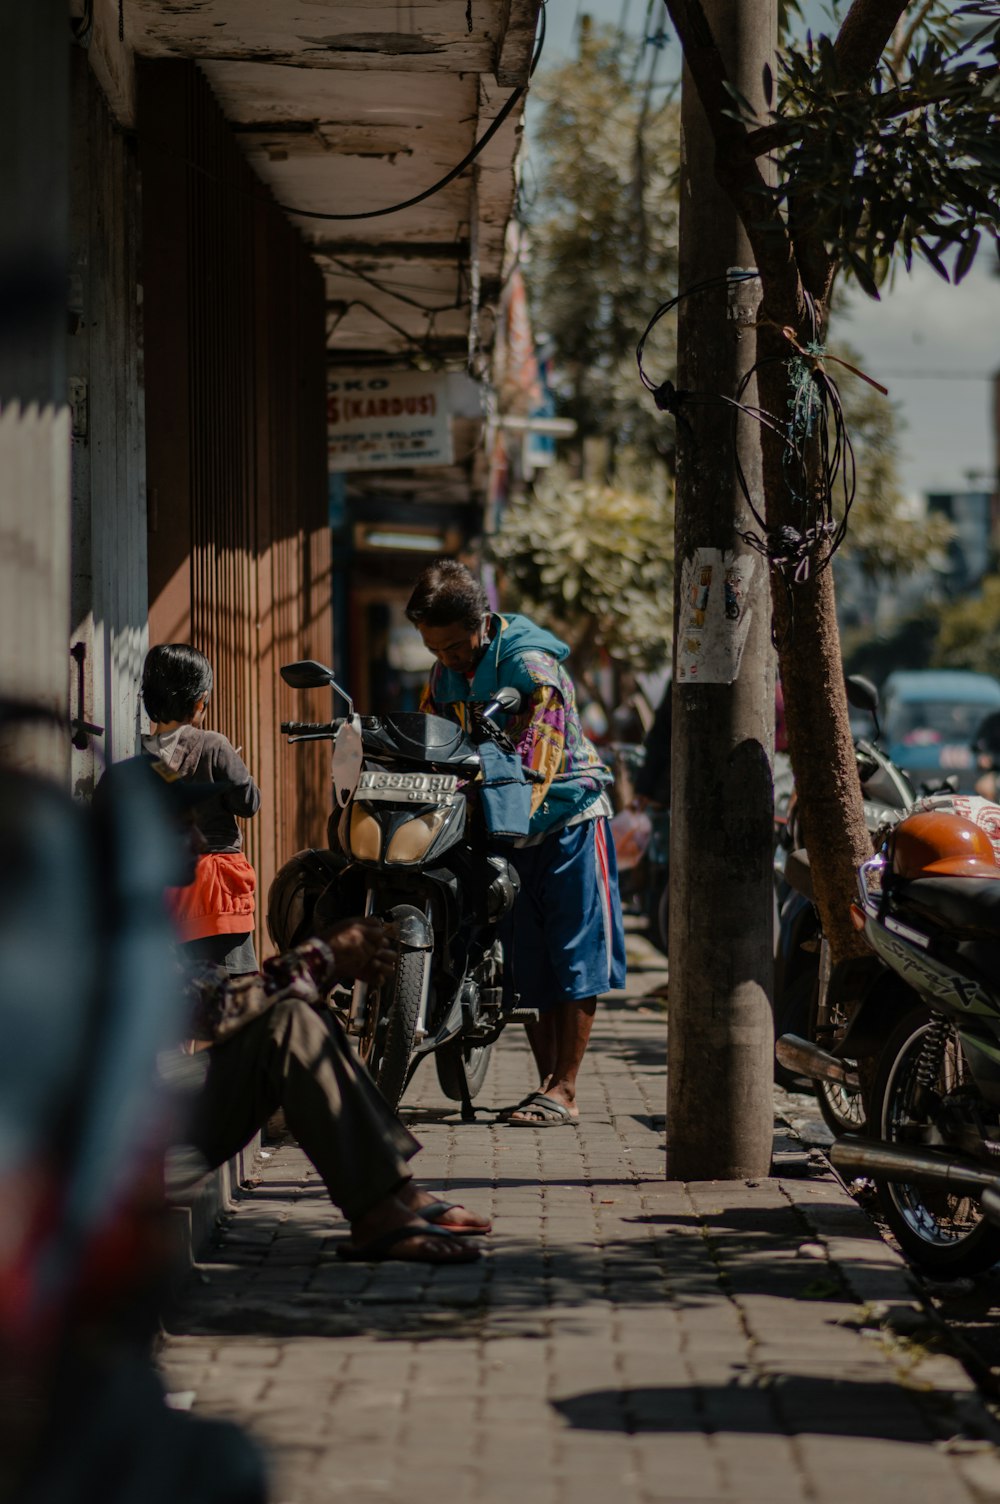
[609,806,652,870]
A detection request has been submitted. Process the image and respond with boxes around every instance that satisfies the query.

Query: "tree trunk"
[754,318,872,967]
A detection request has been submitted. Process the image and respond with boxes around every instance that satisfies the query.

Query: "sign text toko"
[327,371,454,472]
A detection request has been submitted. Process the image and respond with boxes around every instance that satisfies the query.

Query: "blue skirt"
[501,815,627,1012]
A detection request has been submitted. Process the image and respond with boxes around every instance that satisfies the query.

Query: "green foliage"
[487,466,674,670]
[515,26,952,674]
[527,24,680,459]
[770,3,1000,290]
[933,575,1000,674]
[830,343,953,578]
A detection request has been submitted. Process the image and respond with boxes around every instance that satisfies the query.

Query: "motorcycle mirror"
[491,687,523,714]
[281,660,335,689]
[280,661,354,715]
[845,674,882,740]
[845,674,879,716]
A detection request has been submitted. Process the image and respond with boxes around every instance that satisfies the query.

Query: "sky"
[525,0,999,501]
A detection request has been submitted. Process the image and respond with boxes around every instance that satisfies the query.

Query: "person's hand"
[320,917,396,984]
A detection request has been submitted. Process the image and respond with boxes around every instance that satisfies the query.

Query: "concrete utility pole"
[666,0,777,1180]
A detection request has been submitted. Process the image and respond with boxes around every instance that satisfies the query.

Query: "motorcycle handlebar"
[280,720,341,735]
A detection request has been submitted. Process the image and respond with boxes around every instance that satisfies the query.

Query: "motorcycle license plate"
[356,770,460,801]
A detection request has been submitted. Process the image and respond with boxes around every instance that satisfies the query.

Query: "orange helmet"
[890,811,1000,880]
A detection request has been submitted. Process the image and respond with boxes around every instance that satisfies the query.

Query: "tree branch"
[743,61,1000,160]
[660,0,796,291]
[833,0,908,84]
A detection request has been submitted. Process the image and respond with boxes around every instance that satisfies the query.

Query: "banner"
[327,371,454,471]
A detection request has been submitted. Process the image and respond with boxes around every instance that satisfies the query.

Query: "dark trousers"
[189,1001,420,1223]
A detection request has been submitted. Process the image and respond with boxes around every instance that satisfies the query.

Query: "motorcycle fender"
[313,863,367,928]
[385,903,433,950]
[775,889,818,997]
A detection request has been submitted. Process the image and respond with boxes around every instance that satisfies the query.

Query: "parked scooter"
[268,660,529,1114]
[774,676,916,1133]
[829,809,1000,1277]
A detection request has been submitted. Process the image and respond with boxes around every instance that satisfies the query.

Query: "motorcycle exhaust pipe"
[775,1034,859,1089]
[830,1135,1000,1197]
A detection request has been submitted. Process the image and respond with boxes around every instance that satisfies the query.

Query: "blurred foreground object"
[0,704,266,1503]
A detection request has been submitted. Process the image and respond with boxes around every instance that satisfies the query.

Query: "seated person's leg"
[184,999,482,1263]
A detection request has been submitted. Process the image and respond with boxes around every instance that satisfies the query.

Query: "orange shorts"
[165,851,256,942]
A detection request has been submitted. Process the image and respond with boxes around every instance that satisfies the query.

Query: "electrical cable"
[636,270,863,645]
[323,250,467,314]
[278,87,524,224]
[134,3,545,234]
[276,1,546,224]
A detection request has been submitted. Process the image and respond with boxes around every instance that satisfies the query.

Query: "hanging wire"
[322,251,468,315]
[636,271,870,643]
[276,3,545,223]
[635,268,761,421]
[136,4,546,229]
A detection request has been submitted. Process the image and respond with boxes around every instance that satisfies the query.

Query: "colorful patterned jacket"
[420,612,611,839]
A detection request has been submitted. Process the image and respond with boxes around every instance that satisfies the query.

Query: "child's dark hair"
[405,560,489,631]
[142,644,213,724]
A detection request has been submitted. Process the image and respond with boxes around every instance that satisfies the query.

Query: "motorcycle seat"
[893,874,1000,942]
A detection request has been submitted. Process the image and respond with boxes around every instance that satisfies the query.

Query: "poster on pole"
[676,547,756,685]
[327,371,454,471]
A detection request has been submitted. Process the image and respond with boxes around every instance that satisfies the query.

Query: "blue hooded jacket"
[426,613,611,839]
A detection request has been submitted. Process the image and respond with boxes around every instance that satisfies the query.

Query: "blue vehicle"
[882,669,1000,793]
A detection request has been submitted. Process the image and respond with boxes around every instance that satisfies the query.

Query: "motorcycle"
[774,675,916,1134]
[829,807,1000,1277]
[268,659,530,1114]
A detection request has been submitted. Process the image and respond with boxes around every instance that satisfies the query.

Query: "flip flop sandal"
[420,1200,493,1236]
[496,1093,544,1122]
[506,1092,578,1128]
[336,1223,481,1264]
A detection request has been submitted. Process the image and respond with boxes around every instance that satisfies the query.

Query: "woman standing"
[406,561,626,1126]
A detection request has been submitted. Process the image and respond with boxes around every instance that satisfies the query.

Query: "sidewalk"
[159,939,1000,1504]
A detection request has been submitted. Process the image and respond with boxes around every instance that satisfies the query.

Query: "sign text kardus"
[328,371,454,471]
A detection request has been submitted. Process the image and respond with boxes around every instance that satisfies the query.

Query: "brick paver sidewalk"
[160,943,1000,1504]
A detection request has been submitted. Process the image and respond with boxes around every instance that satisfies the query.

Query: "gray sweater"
[141,725,260,853]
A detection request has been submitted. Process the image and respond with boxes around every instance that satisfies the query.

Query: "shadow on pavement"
[163,1198,902,1343]
[552,1378,949,1441]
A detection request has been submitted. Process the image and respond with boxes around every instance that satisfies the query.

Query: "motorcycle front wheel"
[870,1004,1000,1277]
[360,945,428,1112]
[434,1038,494,1102]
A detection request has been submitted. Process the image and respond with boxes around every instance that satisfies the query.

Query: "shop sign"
[327,371,453,471]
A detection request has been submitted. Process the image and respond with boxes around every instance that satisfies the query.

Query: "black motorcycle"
[830,808,1000,1277]
[774,675,916,1134]
[268,660,530,1114]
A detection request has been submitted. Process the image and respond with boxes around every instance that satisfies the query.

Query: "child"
[140,644,261,973]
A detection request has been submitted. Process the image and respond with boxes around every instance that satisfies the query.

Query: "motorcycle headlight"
[348,805,382,861]
[385,808,450,865]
